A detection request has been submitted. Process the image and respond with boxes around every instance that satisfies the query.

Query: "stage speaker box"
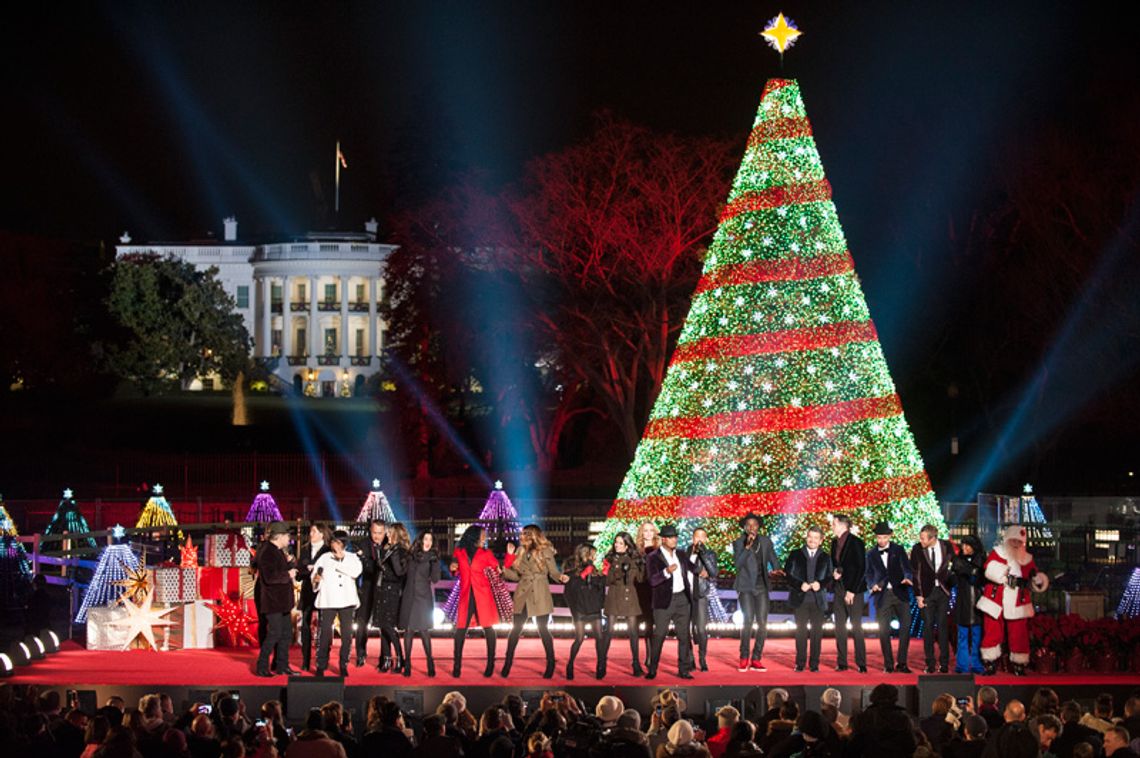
[917,674,974,715]
[286,676,344,722]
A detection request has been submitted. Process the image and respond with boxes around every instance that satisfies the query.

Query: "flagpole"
[334,140,341,216]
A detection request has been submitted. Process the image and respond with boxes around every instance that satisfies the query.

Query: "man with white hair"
[977,525,1049,676]
[821,688,848,730]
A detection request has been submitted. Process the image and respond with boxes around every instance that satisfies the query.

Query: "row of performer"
[245,514,1047,679]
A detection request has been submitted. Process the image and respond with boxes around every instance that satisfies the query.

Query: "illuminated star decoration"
[494,480,504,490]
[371,478,381,490]
[761,12,802,55]
[63,488,74,500]
[259,480,270,492]
[114,563,152,605]
[1023,483,1034,494]
[210,595,257,646]
[154,483,164,495]
[108,588,177,651]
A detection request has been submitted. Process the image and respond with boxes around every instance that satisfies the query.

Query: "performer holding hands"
[449,526,501,677]
[563,542,608,680]
[297,523,331,672]
[732,513,778,672]
[602,531,646,677]
[310,531,362,677]
[501,524,568,679]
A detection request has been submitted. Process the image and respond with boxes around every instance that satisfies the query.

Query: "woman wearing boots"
[636,521,660,669]
[399,530,441,677]
[450,525,501,677]
[297,523,332,671]
[951,535,986,674]
[371,522,409,673]
[311,531,362,677]
[562,543,608,680]
[501,524,568,679]
[603,531,645,676]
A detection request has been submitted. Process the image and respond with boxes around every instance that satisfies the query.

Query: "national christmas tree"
[599,78,945,569]
[43,488,98,551]
[75,525,143,622]
[245,481,282,522]
[356,479,397,525]
[136,484,182,538]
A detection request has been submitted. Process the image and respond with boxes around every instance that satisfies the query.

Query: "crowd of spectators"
[1,683,1138,758]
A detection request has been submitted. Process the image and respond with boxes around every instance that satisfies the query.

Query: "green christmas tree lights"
[600,79,945,569]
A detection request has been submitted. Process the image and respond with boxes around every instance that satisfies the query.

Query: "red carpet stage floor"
[12,638,1136,688]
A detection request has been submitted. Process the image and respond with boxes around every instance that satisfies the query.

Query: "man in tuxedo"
[784,525,833,672]
[645,523,697,680]
[830,514,867,672]
[910,524,956,673]
[865,521,915,673]
[732,513,779,672]
[354,519,387,666]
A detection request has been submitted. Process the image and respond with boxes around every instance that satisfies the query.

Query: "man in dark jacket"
[1053,701,1103,758]
[645,523,697,680]
[360,701,414,758]
[910,523,956,673]
[944,715,988,758]
[865,522,915,673]
[410,714,462,758]
[684,527,719,672]
[784,525,833,672]
[732,513,779,672]
[829,514,867,672]
[255,522,297,677]
[848,684,917,757]
[354,519,387,666]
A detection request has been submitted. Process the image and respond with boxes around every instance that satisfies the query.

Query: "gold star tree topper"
[761,12,802,55]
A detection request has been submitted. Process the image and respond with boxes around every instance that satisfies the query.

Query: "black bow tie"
[878,548,890,555]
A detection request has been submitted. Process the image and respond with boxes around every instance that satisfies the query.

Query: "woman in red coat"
[449,525,501,677]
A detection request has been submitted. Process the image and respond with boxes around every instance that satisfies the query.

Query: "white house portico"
[116,217,396,396]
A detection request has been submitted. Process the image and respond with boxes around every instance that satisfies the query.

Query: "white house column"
[339,275,350,360]
[282,275,293,357]
[309,276,319,358]
[368,276,378,360]
[260,276,272,357]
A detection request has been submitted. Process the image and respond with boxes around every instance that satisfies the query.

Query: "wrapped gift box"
[198,566,254,602]
[86,605,132,650]
[153,566,198,604]
[205,532,252,567]
[173,600,215,649]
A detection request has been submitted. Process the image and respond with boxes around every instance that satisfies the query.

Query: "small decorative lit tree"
[43,488,97,551]
[136,483,182,539]
[76,525,143,623]
[245,481,282,523]
[356,479,397,525]
[0,504,32,609]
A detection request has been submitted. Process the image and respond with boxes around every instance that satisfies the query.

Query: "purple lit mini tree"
[245,481,283,523]
[444,480,523,622]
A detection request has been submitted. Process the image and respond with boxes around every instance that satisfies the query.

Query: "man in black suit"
[645,523,697,680]
[865,521,915,673]
[684,527,719,672]
[910,524,956,673]
[732,513,779,672]
[830,514,867,672]
[354,519,387,666]
[784,525,833,672]
[255,522,298,677]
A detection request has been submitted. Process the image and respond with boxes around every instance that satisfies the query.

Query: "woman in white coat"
[311,530,362,677]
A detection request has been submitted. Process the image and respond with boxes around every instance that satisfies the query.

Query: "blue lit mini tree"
[76,525,142,623]
[43,488,97,551]
[1117,568,1140,619]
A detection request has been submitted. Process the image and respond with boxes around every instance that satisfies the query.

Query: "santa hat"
[1003,525,1028,543]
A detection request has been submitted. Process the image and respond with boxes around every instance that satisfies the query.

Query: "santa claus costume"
[976,525,1049,675]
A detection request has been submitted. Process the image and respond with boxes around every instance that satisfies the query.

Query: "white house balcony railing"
[349,301,370,312]
[318,301,338,312]
[252,243,391,262]
[286,356,308,366]
[350,356,372,366]
[290,302,310,312]
[317,355,340,366]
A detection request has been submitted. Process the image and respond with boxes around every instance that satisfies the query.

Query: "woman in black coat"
[371,522,409,672]
[563,543,608,680]
[399,530,441,677]
[951,534,986,674]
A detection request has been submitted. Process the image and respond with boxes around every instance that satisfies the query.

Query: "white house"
[116,217,397,396]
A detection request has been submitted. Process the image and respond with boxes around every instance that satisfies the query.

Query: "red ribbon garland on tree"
[671,321,878,365]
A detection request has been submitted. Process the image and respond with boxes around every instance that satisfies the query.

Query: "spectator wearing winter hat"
[656,720,710,758]
[706,706,739,758]
[596,697,625,730]
[943,715,988,758]
[592,710,653,758]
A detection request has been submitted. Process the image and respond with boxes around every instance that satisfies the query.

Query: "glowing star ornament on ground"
[107,588,178,651]
[210,595,257,646]
[113,564,152,605]
[761,12,802,55]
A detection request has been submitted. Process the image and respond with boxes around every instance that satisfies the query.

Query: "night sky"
[2,3,1138,494]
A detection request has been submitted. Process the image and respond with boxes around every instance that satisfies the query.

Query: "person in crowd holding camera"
[311,531,362,678]
[501,524,569,679]
[603,531,646,677]
[562,542,609,680]
[399,529,441,677]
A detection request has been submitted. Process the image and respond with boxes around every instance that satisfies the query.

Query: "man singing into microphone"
[732,513,778,672]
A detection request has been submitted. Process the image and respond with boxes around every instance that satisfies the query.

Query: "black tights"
[504,613,554,668]
[403,628,434,670]
[612,615,642,669]
[380,625,402,662]
[568,617,608,669]
[452,595,496,673]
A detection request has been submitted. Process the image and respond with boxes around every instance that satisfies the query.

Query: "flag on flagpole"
[335,141,347,214]
[337,142,348,169]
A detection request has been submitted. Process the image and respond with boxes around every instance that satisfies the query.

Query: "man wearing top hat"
[732,512,779,672]
[255,522,298,677]
[864,521,915,673]
[645,523,698,679]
